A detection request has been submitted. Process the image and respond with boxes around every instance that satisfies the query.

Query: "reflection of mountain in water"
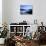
[20,9,32,14]
[26,9,32,14]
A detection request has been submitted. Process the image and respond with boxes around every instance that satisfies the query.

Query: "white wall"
[3,0,46,26]
[2,0,8,23]
[0,0,2,27]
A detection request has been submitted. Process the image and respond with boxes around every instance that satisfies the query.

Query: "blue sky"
[20,5,32,9]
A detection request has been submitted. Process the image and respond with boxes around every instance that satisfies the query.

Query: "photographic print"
[20,5,32,15]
